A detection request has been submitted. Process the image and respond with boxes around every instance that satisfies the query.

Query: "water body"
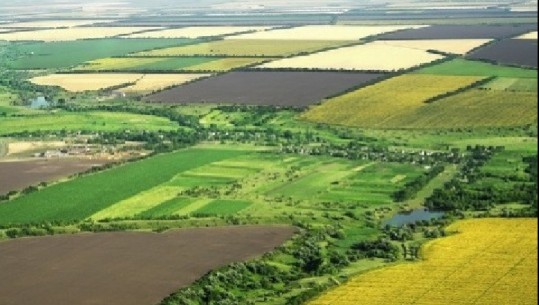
[384,208,445,227]
[29,96,50,109]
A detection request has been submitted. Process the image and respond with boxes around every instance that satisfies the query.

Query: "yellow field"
[309,218,538,305]
[1,20,113,28]
[516,31,538,39]
[302,74,483,128]
[258,43,444,71]
[135,39,350,57]
[0,27,160,41]
[126,26,272,38]
[119,74,210,94]
[30,73,143,92]
[373,39,491,54]
[228,25,426,40]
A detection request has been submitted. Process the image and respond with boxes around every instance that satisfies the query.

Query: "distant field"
[227,25,426,40]
[136,39,352,57]
[373,39,491,55]
[480,77,537,91]
[120,74,210,94]
[302,74,483,128]
[258,43,443,71]
[467,39,538,68]
[0,111,179,136]
[0,27,161,41]
[308,218,538,305]
[126,26,272,38]
[516,31,537,39]
[378,24,538,39]
[1,20,113,28]
[146,71,384,107]
[415,58,538,78]
[31,73,143,92]
[8,38,198,69]
[0,148,240,225]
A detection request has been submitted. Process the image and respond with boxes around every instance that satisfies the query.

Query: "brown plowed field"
[0,159,107,194]
[0,226,296,305]
[146,71,384,107]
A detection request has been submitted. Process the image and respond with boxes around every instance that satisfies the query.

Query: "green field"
[77,56,270,72]
[136,39,352,57]
[0,148,241,225]
[7,38,199,69]
[481,77,538,91]
[138,197,196,218]
[194,199,252,216]
[0,111,179,135]
[416,58,538,78]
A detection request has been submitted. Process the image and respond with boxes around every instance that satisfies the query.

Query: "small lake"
[29,96,51,109]
[384,208,445,227]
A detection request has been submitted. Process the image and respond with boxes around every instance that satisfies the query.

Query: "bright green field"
[481,77,538,91]
[194,199,252,216]
[0,148,241,225]
[416,58,538,78]
[0,111,179,135]
[136,39,352,57]
[138,197,196,218]
[77,56,270,72]
[8,38,199,69]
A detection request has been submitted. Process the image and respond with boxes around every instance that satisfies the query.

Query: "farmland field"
[0,226,295,305]
[373,39,491,55]
[228,25,426,40]
[467,39,538,68]
[0,27,161,41]
[146,71,384,107]
[136,39,352,57]
[308,218,538,305]
[0,148,240,225]
[119,74,210,94]
[415,58,538,78]
[0,111,179,136]
[378,24,538,39]
[1,20,113,28]
[302,74,484,128]
[126,26,272,38]
[31,73,144,92]
[480,77,537,91]
[257,43,444,71]
[8,38,199,69]
[78,57,269,72]
[0,159,109,194]
[516,31,538,39]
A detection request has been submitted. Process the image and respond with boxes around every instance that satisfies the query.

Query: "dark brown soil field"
[0,159,107,194]
[0,226,295,305]
[467,39,538,68]
[146,71,384,107]
[379,24,538,39]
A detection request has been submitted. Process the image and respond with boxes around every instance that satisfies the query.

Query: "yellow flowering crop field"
[309,218,538,305]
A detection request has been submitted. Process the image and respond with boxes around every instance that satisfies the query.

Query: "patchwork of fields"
[0,27,161,41]
[126,26,272,38]
[147,71,384,106]
[467,38,538,68]
[308,218,538,305]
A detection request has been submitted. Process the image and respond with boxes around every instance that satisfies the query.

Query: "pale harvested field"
[31,74,144,92]
[1,20,114,28]
[127,26,272,38]
[516,31,538,39]
[258,43,444,71]
[7,141,65,156]
[0,27,160,41]
[120,74,210,94]
[373,39,491,55]
[308,218,538,305]
[227,25,426,40]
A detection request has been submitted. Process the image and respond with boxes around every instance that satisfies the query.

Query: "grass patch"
[415,58,538,78]
[193,199,252,216]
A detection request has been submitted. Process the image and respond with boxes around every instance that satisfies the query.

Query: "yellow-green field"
[135,39,352,57]
[302,74,484,128]
[309,218,538,305]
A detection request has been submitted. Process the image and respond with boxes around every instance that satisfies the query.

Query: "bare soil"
[0,226,296,305]
[467,39,538,68]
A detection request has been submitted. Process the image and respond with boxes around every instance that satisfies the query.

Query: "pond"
[29,96,50,109]
[383,208,445,227]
